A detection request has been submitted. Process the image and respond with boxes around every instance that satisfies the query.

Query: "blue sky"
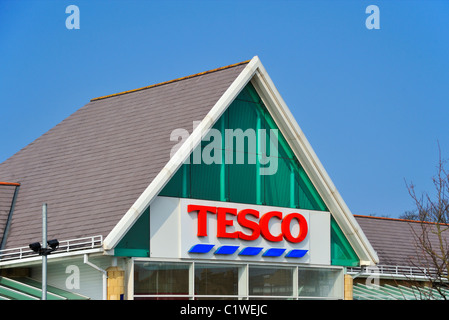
[1,0,448,218]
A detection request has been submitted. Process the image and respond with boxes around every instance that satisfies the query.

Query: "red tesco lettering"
[187,204,308,243]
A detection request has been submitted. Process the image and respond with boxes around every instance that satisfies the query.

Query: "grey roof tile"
[355,215,449,268]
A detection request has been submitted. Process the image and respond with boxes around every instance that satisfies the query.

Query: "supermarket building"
[0,57,378,300]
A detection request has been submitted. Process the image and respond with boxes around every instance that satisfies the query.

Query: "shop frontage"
[129,197,344,300]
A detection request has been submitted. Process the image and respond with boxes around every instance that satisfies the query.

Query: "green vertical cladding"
[115,207,150,257]
[159,82,327,211]
[330,217,359,267]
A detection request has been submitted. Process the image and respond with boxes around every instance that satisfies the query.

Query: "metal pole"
[42,203,47,300]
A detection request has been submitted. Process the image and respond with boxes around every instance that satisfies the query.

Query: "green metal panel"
[353,283,449,300]
[353,283,395,300]
[227,96,259,204]
[159,82,328,212]
[14,277,89,300]
[0,276,63,300]
[115,207,150,257]
[0,284,38,300]
[160,161,190,198]
[330,217,359,267]
[114,248,149,257]
[0,277,90,300]
[190,152,222,201]
[264,153,293,208]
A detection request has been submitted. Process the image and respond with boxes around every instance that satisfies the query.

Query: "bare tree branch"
[404,145,449,299]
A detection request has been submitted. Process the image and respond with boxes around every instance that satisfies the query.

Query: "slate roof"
[354,215,449,268]
[0,61,248,250]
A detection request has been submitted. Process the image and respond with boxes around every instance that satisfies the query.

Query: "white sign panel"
[150,197,330,264]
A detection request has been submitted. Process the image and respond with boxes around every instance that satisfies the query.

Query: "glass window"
[249,266,294,297]
[134,262,190,299]
[133,261,344,300]
[298,267,342,298]
[194,264,239,298]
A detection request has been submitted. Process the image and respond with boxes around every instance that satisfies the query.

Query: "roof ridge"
[90,59,251,102]
[0,182,20,187]
[353,214,449,226]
